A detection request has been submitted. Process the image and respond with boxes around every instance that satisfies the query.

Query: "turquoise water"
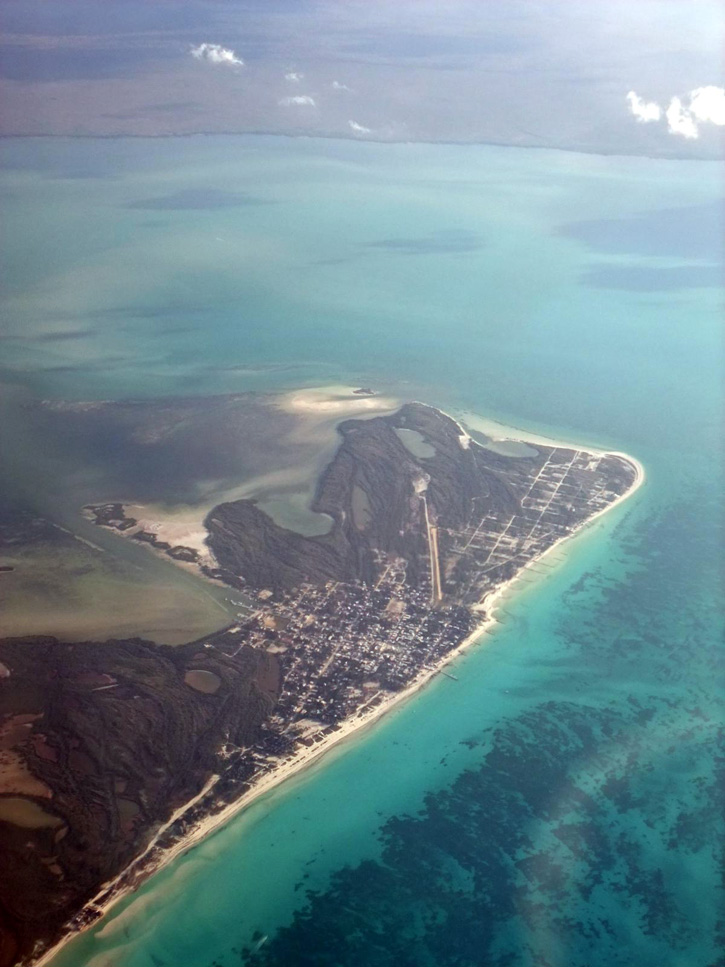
[1,137,722,966]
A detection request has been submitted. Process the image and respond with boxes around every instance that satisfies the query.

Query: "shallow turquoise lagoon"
[1,137,721,967]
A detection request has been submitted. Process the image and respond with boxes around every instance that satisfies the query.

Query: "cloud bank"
[191,43,243,67]
[332,81,352,92]
[279,95,316,107]
[627,85,725,139]
[285,72,304,83]
[348,120,371,134]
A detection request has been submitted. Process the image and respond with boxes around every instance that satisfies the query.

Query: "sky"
[0,0,722,156]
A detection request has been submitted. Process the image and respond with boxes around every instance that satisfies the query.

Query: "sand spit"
[122,505,214,560]
[457,408,608,454]
[275,384,399,418]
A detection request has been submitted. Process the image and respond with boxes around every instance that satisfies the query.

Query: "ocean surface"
[1,137,722,967]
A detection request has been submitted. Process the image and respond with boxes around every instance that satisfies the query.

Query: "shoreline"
[0,130,716,166]
[34,409,646,967]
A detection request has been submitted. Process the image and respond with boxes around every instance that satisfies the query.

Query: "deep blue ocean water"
[1,137,722,967]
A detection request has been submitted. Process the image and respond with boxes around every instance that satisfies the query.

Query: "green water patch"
[394,427,436,459]
[0,535,229,646]
[480,437,539,458]
[0,797,63,829]
[184,669,222,694]
[351,485,373,531]
[255,494,333,538]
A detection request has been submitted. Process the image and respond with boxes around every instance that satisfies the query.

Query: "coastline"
[0,131,716,166]
[35,408,646,967]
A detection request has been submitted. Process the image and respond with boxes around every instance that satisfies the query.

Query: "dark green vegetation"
[0,633,277,967]
[207,403,635,602]
[206,401,503,592]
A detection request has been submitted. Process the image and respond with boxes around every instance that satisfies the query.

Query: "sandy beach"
[275,385,400,418]
[35,405,646,967]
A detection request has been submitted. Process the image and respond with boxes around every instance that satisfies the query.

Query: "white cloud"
[348,120,371,135]
[190,43,243,67]
[689,86,725,126]
[279,95,316,107]
[626,91,662,123]
[332,80,352,92]
[626,84,725,139]
[285,72,304,83]
[666,96,699,139]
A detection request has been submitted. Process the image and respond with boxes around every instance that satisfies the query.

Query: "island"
[0,401,642,967]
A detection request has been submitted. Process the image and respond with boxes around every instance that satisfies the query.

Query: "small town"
[190,444,635,793]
